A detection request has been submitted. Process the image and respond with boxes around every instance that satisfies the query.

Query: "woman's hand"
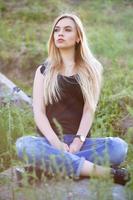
[60,142,70,152]
[69,138,83,154]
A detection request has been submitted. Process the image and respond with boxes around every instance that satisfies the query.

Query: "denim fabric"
[15,134,128,177]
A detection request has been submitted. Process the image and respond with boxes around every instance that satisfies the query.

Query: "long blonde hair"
[43,13,103,112]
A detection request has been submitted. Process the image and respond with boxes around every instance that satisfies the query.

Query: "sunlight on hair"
[43,13,103,113]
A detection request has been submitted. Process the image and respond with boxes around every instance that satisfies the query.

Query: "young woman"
[16,13,129,185]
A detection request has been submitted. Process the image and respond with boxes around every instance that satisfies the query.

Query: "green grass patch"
[0,0,133,196]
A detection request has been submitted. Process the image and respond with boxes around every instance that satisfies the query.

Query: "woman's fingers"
[61,142,70,152]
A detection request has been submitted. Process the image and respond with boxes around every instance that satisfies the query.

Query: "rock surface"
[119,114,133,135]
[0,167,132,200]
[0,72,32,106]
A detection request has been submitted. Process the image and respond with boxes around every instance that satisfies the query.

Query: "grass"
[0,0,133,199]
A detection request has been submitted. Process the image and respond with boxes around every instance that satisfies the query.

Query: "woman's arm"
[76,100,94,138]
[69,100,95,153]
[33,66,69,151]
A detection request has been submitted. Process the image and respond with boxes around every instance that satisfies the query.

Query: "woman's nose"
[58,29,64,35]
[58,33,63,37]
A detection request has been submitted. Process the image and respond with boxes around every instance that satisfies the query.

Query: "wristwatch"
[75,135,86,142]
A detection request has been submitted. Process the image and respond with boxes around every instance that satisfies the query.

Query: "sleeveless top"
[36,63,88,137]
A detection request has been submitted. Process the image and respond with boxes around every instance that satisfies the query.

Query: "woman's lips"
[57,39,65,43]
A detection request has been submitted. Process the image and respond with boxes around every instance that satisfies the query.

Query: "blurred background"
[0,0,132,93]
[0,0,133,188]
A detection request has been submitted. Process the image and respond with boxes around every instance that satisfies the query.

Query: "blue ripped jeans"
[15,134,128,177]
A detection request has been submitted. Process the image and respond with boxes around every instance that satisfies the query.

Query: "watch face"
[80,135,86,142]
[75,135,86,142]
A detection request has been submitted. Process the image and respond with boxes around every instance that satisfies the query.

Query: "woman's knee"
[16,136,34,150]
[108,137,128,165]
[15,135,39,159]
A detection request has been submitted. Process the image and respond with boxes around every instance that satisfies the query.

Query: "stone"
[119,114,133,134]
[0,167,132,200]
[0,73,32,106]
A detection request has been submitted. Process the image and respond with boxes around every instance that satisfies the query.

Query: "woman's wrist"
[73,137,84,145]
[74,135,86,143]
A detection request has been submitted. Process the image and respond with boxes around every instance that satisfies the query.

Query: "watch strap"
[74,135,86,142]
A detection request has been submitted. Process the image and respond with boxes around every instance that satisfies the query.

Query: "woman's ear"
[76,38,80,44]
[76,38,80,43]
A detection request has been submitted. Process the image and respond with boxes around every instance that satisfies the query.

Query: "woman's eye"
[53,28,72,32]
[54,29,59,32]
[65,29,71,32]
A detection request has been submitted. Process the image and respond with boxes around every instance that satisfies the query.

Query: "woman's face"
[53,17,79,49]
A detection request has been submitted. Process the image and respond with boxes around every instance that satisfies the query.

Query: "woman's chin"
[56,45,75,50]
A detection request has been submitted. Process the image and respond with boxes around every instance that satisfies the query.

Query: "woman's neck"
[59,48,76,75]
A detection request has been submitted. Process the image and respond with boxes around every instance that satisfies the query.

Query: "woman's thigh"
[16,135,51,162]
[76,137,128,166]
[15,135,85,176]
